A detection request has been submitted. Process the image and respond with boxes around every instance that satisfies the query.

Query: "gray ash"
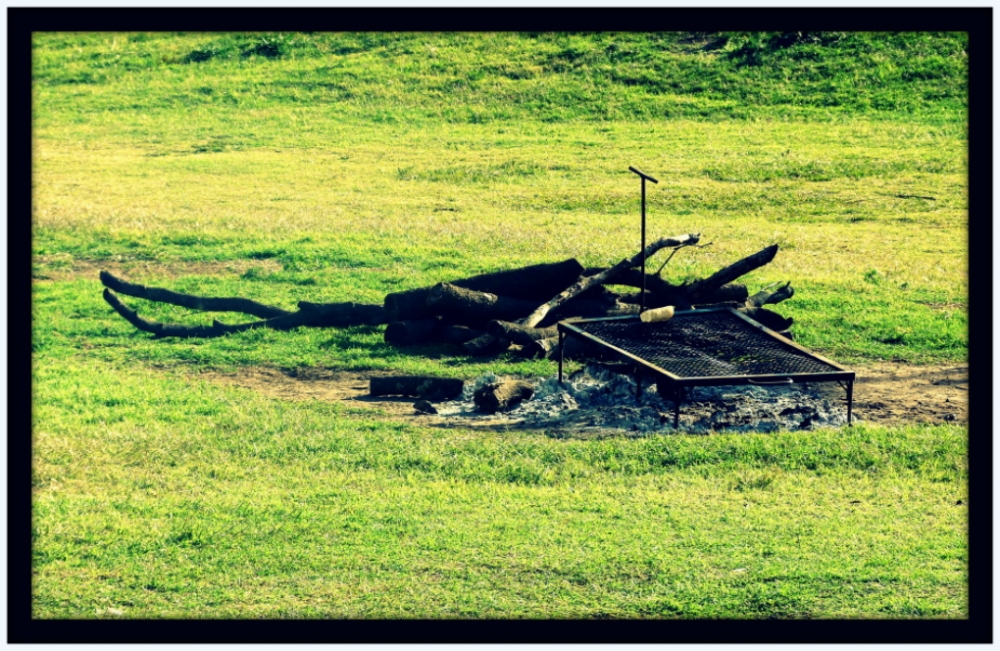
[434,364,850,435]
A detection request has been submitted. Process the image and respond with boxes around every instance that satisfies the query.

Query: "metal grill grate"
[557,308,855,427]
[571,310,838,378]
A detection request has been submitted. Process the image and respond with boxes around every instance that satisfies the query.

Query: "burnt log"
[383,319,442,346]
[210,313,316,334]
[370,376,464,400]
[518,336,559,359]
[101,237,797,347]
[473,380,534,413]
[383,258,584,321]
[426,283,537,321]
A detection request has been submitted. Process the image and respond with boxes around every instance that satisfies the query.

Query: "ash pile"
[431,364,850,435]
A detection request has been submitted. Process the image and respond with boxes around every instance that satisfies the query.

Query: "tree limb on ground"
[100,270,292,319]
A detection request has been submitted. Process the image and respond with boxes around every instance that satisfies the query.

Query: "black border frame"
[9,6,992,644]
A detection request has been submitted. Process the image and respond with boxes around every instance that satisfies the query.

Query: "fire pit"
[557,307,855,428]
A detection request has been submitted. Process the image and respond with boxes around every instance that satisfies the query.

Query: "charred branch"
[100,270,291,319]
[683,244,779,305]
[745,281,795,309]
[102,289,225,338]
[297,301,386,326]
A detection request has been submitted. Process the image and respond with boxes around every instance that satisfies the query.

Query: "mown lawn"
[31,31,968,619]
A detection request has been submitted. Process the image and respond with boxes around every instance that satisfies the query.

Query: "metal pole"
[628,166,659,315]
[641,177,646,314]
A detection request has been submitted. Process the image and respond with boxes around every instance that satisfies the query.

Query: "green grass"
[32,31,967,126]
[34,359,966,619]
[32,31,968,619]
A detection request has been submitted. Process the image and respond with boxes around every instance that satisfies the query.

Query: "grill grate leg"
[847,380,854,426]
[558,329,565,384]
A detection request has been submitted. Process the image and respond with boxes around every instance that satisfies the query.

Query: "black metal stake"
[628,166,659,314]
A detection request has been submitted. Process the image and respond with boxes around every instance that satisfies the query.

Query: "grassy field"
[32,31,968,619]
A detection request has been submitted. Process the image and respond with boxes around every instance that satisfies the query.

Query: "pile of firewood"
[99,233,797,360]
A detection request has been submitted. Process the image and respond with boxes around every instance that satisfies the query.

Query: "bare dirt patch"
[200,367,519,430]
[32,256,283,282]
[199,361,968,430]
[832,362,967,425]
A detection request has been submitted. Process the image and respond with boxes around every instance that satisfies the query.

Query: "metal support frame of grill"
[556,307,855,429]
